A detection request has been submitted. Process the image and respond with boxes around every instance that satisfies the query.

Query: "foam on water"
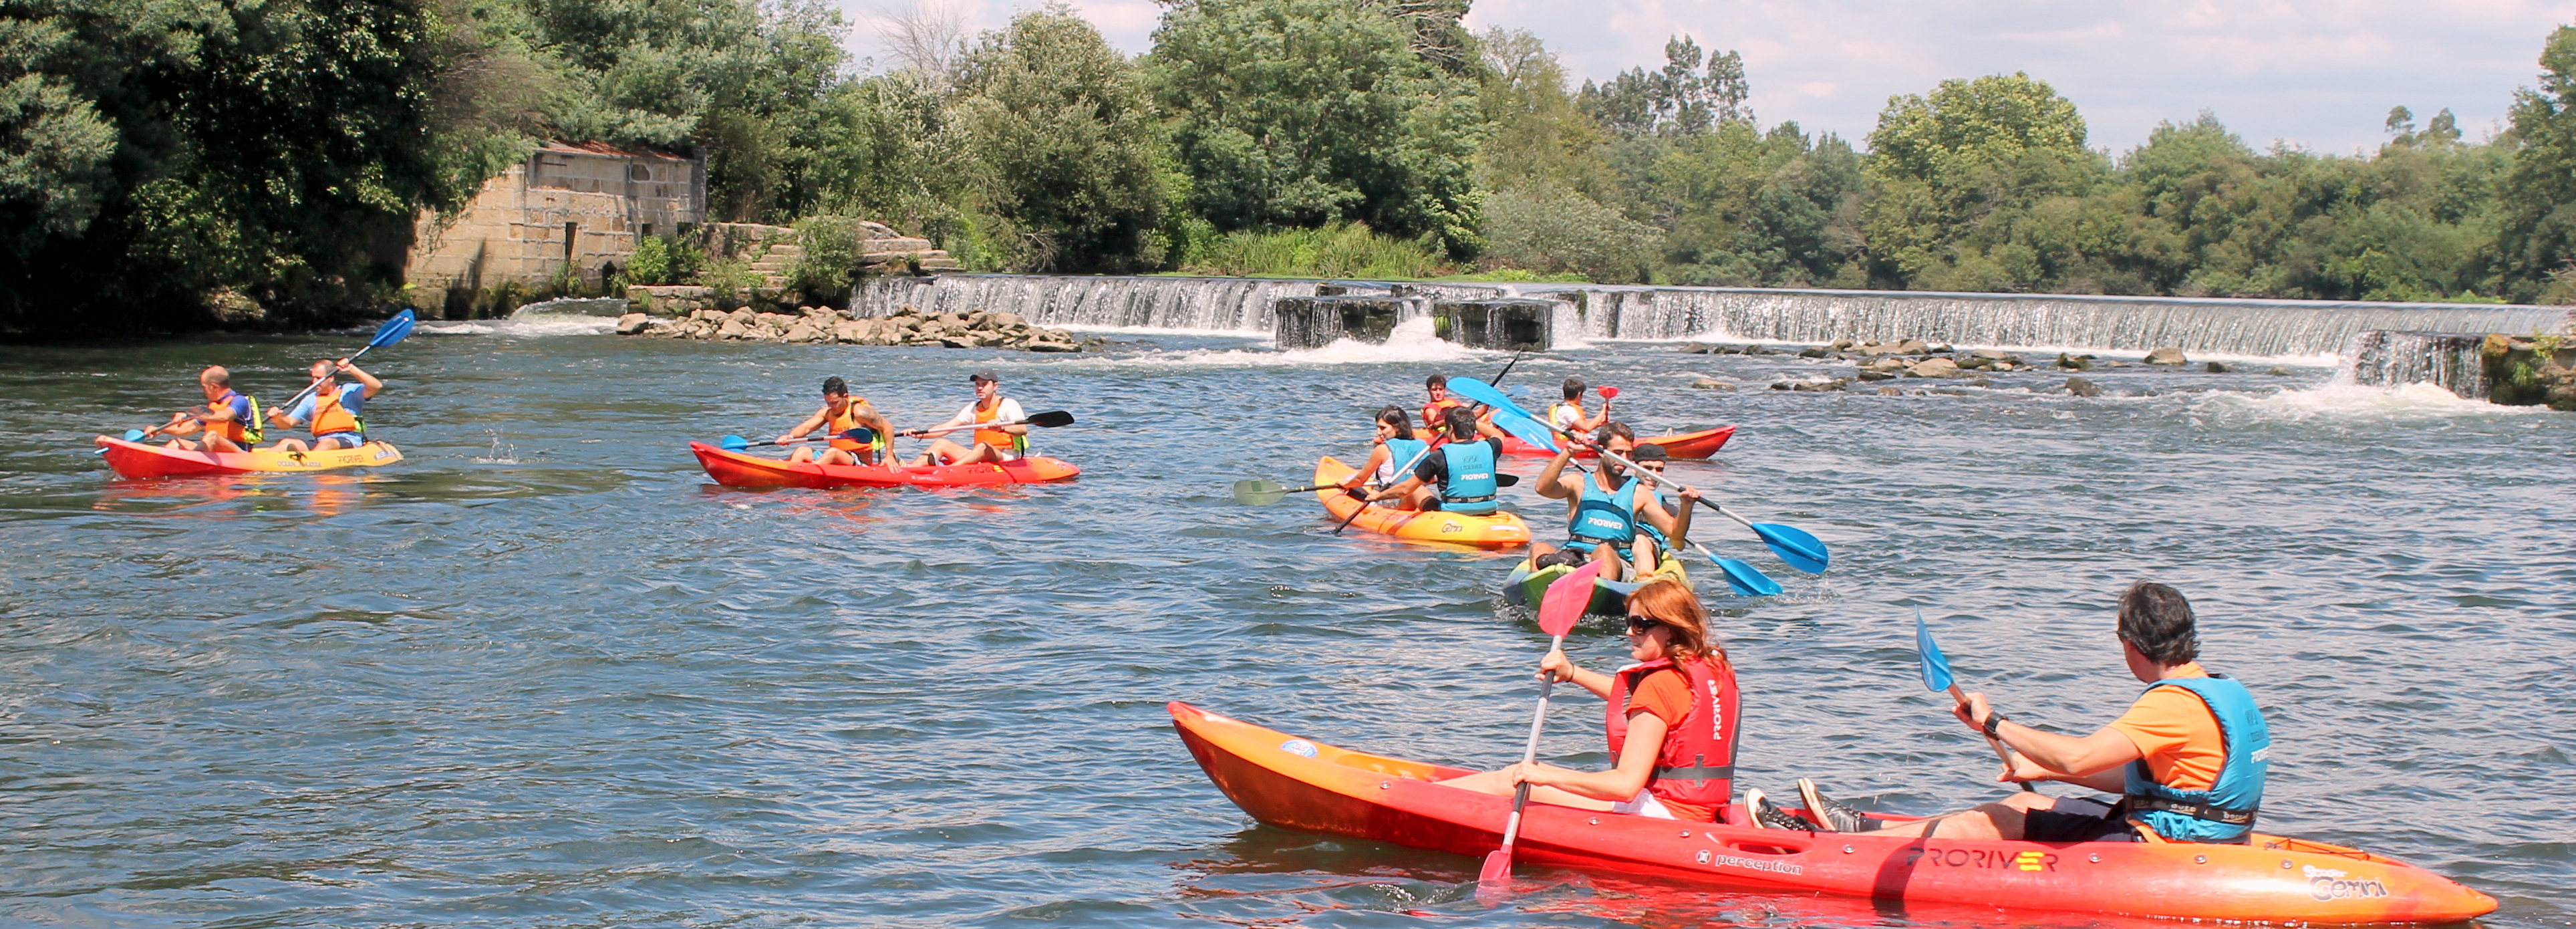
[1092,317,1492,368]
[2190,380,2545,424]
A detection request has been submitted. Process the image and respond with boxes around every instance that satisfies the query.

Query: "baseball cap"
[970,369,999,383]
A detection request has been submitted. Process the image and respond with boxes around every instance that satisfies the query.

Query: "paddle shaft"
[1489,350,1526,387]
[274,341,390,416]
[1948,682,2039,793]
[1496,632,1568,854]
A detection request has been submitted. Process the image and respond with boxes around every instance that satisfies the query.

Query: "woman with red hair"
[1439,579,1742,823]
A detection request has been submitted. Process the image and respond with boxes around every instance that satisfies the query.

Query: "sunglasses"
[1624,616,1663,635]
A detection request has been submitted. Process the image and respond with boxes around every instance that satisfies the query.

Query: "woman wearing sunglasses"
[1437,579,1741,823]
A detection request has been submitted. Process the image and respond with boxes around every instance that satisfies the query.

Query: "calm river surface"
[1,317,2569,928]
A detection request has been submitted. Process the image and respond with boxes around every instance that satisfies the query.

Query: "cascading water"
[848,275,2573,360]
[2341,331,2491,398]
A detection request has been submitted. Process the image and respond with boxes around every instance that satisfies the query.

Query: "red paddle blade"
[1536,559,1606,637]
[1598,386,1620,400]
[1474,848,1514,904]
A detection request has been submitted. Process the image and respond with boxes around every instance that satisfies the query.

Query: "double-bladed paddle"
[1331,437,1449,535]
[1232,471,1522,508]
[1917,608,2036,793]
[273,310,417,415]
[1476,557,1604,905]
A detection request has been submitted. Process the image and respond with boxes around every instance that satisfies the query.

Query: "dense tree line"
[13,0,2576,333]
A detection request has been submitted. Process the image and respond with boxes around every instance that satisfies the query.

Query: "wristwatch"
[1982,710,2008,740]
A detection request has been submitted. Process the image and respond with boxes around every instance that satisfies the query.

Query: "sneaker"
[1796,777,1875,833]
[1743,788,1817,833]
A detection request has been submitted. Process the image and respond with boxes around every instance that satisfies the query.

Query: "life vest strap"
[1651,763,1734,781]
[2125,794,2258,825]
[1444,493,1496,503]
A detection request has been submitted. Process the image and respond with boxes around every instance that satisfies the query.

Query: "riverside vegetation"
[21,0,2576,334]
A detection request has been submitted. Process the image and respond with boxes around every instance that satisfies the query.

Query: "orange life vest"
[1422,398,1463,434]
[209,390,263,445]
[1548,400,1585,429]
[1604,656,1741,815]
[972,400,1022,451]
[309,386,362,437]
[825,399,879,453]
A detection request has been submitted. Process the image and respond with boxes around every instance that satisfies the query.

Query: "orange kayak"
[1501,424,1735,459]
[1312,456,1528,548]
[95,435,404,479]
[690,442,1079,489]
[1169,702,2495,924]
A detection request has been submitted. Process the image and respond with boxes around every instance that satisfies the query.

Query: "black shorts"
[2023,798,2141,843]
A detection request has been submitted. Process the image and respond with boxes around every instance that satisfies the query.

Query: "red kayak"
[95,435,404,479]
[690,442,1079,489]
[1501,425,1735,459]
[1170,702,2494,924]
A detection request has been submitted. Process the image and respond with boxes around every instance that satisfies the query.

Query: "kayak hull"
[1503,551,1689,614]
[1501,425,1735,460]
[1169,702,2495,924]
[95,436,404,479]
[690,442,1079,489]
[1312,456,1528,549]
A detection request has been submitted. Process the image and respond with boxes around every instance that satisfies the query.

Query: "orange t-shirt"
[2106,664,2225,792]
[1622,668,1718,823]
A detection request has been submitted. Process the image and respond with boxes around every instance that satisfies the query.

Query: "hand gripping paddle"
[1477,558,1605,905]
[1916,608,2035,793]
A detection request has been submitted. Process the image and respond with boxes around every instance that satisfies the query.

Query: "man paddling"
[780,376,896,466]
[1526,423,1697,582]
[1547,377,1608,433]
[907,369,1028,467]
[265,358,383,453]
[144,366,263,453]
[1364,406,1502,514]
[1421,374,1465,435]
[1777,582,2272,844]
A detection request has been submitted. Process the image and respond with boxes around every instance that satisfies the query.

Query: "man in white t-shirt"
[905,369,1028,466]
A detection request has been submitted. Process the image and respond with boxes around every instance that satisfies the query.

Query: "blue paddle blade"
[1443,377,1536,421]
[720,434,749,451]
[1489,408,1560,453]
[122,428,146,442]
[1755,522,1830,573]
[1916,607,1955,692]
[1716,558,1783,597]
[373,309,416,348]
[842,427,875,443]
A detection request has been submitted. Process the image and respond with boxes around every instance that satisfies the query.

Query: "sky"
[833,0,2576,154]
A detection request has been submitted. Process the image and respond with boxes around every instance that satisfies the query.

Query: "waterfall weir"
[2342,331,2494,398]
[849,275,2573,360]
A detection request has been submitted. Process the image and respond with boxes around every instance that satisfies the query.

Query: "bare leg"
[913,438,974,467]
[1436,769,1620,811]
[269,438,312,454]
[788,446,818,463]
[202,434,244,454]
[818,448,859,466]
[1588,544,1630,582]
[1856,792,2057,840]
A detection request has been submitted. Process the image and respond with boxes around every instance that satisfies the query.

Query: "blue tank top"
[1570,475,1640,544]
[2122,674,2269,843]
[1438,440,1499,515]
[1380,438,1430,484]
[1637,492,1674,546]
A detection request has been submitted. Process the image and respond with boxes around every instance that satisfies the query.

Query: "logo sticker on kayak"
[1439,521,1463,533]
[1279,739,1318,758]
[2305,866,2388,901]
[1908,847,2057,872]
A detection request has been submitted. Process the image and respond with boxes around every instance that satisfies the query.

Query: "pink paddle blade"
[1597,385,1620,400]
[1474,847,1514,904]
[1536,559,1606,638]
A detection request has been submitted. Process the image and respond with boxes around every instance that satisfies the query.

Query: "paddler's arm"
[1346,445,1391,489]
[1511,707,1663,802]
[1657,487,1701,545]
[1365,474,1424,503]
[779,408,829,444]
[907,412,972,439]
[1535,444,1577,500]
[339,360,384,398]
[1958,691,2142,787]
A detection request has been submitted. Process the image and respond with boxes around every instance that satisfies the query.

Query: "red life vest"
[1604,655,1741,814]
[1421,398,1463,434]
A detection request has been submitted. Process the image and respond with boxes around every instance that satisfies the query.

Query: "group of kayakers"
[105,360,386,455]
[1337,370,2267,848]
[771,370,1037,468]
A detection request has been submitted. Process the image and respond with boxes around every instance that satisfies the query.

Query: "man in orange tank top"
[780,376,895,466]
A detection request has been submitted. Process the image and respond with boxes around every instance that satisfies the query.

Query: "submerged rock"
[1691,378,1734,390]
[2064,376,2103,398]
[1906,358,1961,378]
[2144,347,2189,366]
[2205,361,2231,373]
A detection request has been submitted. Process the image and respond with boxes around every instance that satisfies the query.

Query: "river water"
[2,315,2569,928]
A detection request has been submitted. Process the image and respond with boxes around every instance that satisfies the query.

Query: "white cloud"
[826,0,2575,154]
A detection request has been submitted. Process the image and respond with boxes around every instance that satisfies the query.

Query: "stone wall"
[405,142,705,318]
[2483,333,2576,410]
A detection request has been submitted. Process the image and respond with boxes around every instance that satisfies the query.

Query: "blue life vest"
[2122,674,2269,843]
[1570,475,1640,545]
[1381,437,1430,484]
[1637,492,1675,546]
[1438,440,1499,515]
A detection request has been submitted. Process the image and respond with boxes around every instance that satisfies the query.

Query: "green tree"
[954,7,1171,272]
[1576,36,1747,140]
[1147,0,1486,255]
[2496,25,2576,301]
[1862,72,2107,289]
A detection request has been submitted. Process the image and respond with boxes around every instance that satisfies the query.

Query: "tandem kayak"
[1169,702,2496,925]
[690,442,1079,489]
[1502,549,1689,615]
[94,435,404,479]
[1501,425,1735,460]
[1312,456,1528,549]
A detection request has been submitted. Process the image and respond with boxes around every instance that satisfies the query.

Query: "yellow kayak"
[96,436,404,479]
[1312,456,1529,548]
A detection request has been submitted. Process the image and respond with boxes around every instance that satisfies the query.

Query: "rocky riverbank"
[617,305,1103,352]
[1682,338,2291,394]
